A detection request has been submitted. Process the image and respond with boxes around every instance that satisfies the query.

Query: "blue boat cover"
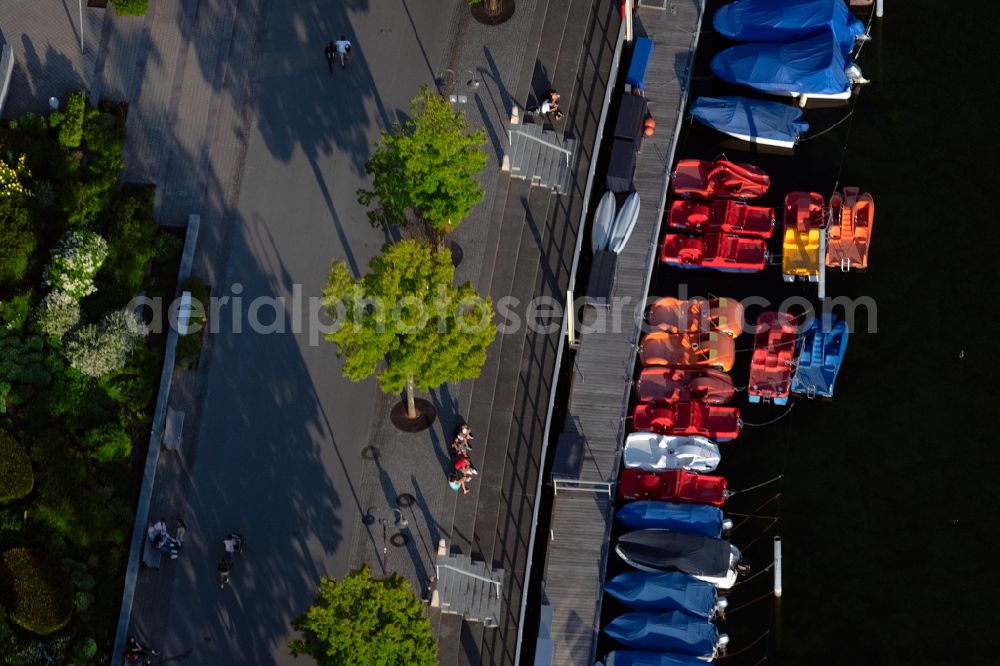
[791,313,849,398]
[691,95,809,144]
[605,650,706,666]
[711,30,852,96]
[714,0,866,54]
[604,611,719,657]
[616,501,724,537]
[605,571,718,617]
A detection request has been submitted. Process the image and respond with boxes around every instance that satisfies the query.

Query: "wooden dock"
[536,4,706,664]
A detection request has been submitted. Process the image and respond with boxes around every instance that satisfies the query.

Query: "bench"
[625,38,654,94]
[142,538,162,569]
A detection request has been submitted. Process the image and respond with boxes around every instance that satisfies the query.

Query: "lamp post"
[79,0,84,52]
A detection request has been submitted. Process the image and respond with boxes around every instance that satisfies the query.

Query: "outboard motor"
[721,518,734,534]
[714,596,729,620]
[717,634,731,657]
[845,62,869,85]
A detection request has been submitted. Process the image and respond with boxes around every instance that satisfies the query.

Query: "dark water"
[599,2,1000,663]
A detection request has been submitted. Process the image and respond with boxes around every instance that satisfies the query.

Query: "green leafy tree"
[357,85,487,239]
[289,566,437,666]
[36,291,81,339]
[64,308,146,378]
[323,240,495,419]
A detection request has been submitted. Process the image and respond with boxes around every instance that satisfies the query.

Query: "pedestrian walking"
[334,34,352,69]
[324,41,336,73]
[174,519,186,546]
[218,556,232,588]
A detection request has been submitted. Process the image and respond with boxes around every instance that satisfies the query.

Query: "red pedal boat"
[748,312,798,406]
[636,368,735,405]
[632,402,741,441]
[668,199,775,238]
[826,186,874,271]
[618,468,729,506]
[639,331,735,371]
[672,159,770,200]
[661,232,767,273]
[648,296,744,338]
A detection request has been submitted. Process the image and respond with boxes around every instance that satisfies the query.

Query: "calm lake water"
[600,1,1000,663]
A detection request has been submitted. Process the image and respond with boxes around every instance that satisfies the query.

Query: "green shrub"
[0,331,52,412]
[64,308,146,378]
[0,198,37,287]
[152,231,183,263]
[110,0,149,16]
[0,430,34,503]
[0,548,72,634]
[57,91,86,150]
[0,292,33,331]
[82,422,131,463]
[103,192,156,297]
[175,277,209,370]
[30,431,132,546]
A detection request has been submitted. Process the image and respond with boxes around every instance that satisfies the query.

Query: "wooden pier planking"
[538,3,706,664]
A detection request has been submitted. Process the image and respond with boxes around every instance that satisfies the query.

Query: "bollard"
[773,536,783,597]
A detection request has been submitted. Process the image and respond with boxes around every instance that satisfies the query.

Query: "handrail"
[436,563,501,597]
[513,14,628,666]
[509,125,572,166]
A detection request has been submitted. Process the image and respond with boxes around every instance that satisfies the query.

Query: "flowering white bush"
[43,231,108,300]
[64,308,146,377]
[36,291,81,339]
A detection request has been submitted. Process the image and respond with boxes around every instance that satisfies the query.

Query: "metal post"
[78,0,84,52]
[876,0,884,18]
[818,221,827,300]
[625,1,634,43]
[773,536,783,597]
[566,290,576,347]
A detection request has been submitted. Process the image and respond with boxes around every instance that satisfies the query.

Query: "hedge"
[0,548,72,634]
[0,430,34,503]
[110,0,149,16]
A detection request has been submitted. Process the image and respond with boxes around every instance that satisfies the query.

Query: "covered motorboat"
[791,313,849,398]
[826,186,874,270]
[604,650,707,666]
[618,469,728,506]
[605,571,726,617]
[632,402,741,441]
[748,312,799,405]
[668,198,775,238]
[603,611,727,658]
[624,433,721,473]
[713,0,866,54]
[672,159,770,199]
[690,95,809,149]
[636,368,736,405]
[639,331,736,371]
[615,501,730,538]
[616,530,743,588]
[661,232,768,273]
[711,30,865,100]
[782,191,825,282]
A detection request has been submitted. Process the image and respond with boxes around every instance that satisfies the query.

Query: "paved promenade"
[1,1,618,663]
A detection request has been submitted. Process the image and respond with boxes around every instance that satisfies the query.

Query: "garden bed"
[0,92,180,663]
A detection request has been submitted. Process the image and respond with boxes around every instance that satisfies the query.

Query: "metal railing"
[508,125,573,167]
[436,563,502,599]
